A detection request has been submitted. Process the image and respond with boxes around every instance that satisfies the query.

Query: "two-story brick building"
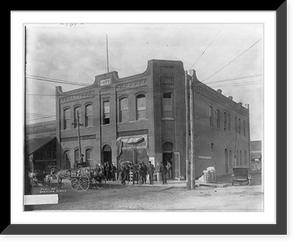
[55,59,250,179]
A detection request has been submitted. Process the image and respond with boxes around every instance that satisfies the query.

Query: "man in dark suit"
[160,161,167,185]
[147,161,155,185]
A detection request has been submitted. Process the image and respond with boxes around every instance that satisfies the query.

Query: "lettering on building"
[116,79,147,91]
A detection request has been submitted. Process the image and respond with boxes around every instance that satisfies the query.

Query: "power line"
[189,28,223,70]
[26,75,89,87]
[202,38,262,82]
[205,74,262,85]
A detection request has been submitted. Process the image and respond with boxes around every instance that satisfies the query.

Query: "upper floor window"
[85,104,93,127]
[209,106,213,127]
[224,112,227,131]
[136,94,146,120]
[85,148,93,167]
[73,106,82,128]
[162,92,173,118]
[63,108,71,130]
[238,118,241,134]
[216,109,220,128]
[119,98,129,123]
[243,120,246,136]
[228,114,231,131]
[235,116,238,133]
[103,101,110,125]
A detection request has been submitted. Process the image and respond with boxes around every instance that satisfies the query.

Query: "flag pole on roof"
[106,34,109,73]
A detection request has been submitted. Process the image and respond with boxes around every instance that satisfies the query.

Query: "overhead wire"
[202,38,262,82]
[189,27,223,70]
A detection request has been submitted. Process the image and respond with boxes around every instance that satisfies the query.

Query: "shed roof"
[26,136,56,156]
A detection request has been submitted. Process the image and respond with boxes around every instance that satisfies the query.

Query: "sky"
[25,23,263,140]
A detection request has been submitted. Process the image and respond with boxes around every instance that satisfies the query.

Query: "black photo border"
[5,2,287,235]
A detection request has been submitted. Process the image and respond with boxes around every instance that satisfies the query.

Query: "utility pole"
[189,71,195,189]
[72,111,84,162]
[106,34,109,73]
[185,71,191,190]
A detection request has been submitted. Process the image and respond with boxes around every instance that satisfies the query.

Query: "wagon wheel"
[79,174,90,191]
[70,178,80,190]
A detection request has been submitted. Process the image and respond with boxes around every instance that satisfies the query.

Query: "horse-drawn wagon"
[51,163,106,191]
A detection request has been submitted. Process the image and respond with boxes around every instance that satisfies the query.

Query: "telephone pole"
[189,71,195,189]
[185,71,191,190]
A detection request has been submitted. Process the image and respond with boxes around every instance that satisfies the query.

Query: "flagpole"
[106,34,109,73]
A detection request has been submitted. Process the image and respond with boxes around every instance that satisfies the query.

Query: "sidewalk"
[106,179,187,188]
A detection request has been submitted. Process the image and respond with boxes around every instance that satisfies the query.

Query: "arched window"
[63,150,71,169]
[85,104,93,127]
[85,148,93,167]
[119,98,129,123]
[74,149,80,164]
[209,106,213,126]
[224,112,227,131]
[225,148,229,173]
[73,106,82,128]
[240,150,242,166]
[136,94,146,120]
[216,109,220,128]
[63,108,71,130]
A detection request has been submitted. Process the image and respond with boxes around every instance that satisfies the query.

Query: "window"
[225,148,229,173]
[73,107,82,128]
[228,114,231,131]
[238,118,241,134]
[85,104,93,127]
[216,109,220,128]
[210,142,214,151]
[63,150,71,169]
[74,149,80,164]
[240,151,242,166]
[235,116,238,133]
[244,151,247,166]
[103,101,110,124]
[63,108,71,130]
[229,150,232,168]
[162,92,173,118]
[224,112,227,131]
[85,148,93,167]
[119,98,129,123]
[136,94,146,120]
[236,150,239,166]
[243,120,246,136]
[209,106,213,126]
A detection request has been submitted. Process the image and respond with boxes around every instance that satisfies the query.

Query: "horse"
[50,167,71,188]
[28,171,38,187]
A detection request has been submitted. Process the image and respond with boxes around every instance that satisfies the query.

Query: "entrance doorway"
[102,145,112,165]
[162,142,173,179]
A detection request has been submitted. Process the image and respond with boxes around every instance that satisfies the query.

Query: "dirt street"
[28,177,263,211]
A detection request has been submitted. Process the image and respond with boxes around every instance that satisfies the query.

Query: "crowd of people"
[118,160,172,185]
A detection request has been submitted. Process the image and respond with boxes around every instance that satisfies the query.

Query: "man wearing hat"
[147,160,155,185]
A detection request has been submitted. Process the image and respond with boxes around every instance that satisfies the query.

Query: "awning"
[26,136,56,156]
[116,134,147,144]
[116,134,148,157]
